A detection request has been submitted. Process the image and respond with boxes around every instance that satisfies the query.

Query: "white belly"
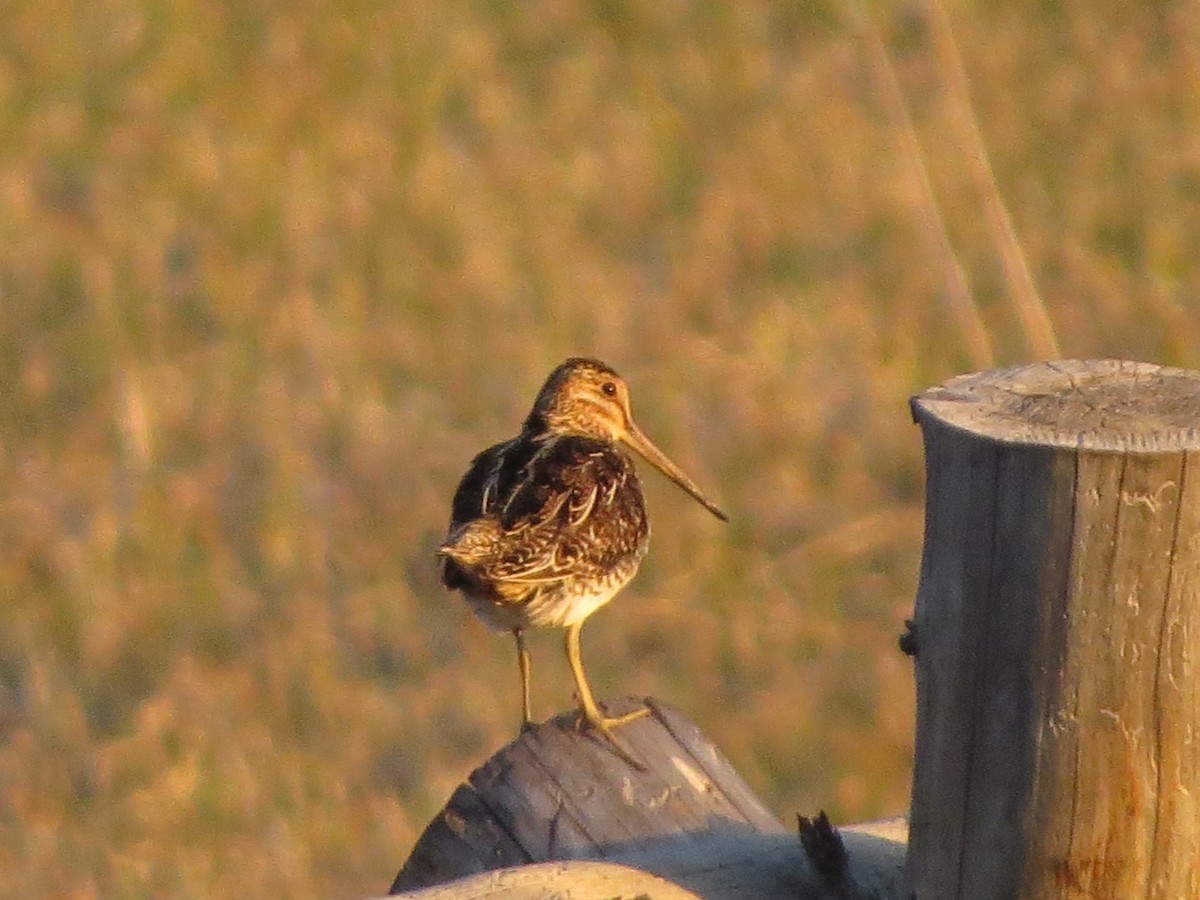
[466,565,638,632]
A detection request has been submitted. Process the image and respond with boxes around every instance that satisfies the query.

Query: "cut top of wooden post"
[912,359,1200,451]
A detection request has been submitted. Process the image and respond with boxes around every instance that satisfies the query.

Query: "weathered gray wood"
[915,359,1200,450]
[385,860,703,899]
[390,698,909,899]
[384,825,910,900]
[908,359,1200,899]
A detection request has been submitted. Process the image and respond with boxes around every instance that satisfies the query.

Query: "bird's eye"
[601,381,617,397]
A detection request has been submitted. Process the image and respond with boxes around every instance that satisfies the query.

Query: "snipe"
[439,358,726,744]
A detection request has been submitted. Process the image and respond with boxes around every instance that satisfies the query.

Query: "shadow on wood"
[389,697,907,899]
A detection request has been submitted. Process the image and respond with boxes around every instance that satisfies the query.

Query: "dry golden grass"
[1,1,1198,896]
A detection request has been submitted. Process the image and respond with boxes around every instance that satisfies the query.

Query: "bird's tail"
[437,518,501,567]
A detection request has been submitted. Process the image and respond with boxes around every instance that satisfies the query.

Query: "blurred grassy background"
[2,0,1199,896]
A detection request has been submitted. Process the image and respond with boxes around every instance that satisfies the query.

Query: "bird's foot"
[586,705,651,730]
[575,702,650,770]
[576,700,652,734]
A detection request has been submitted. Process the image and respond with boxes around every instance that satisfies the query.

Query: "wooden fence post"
[906,359,1200,899]
[387,699,908,899]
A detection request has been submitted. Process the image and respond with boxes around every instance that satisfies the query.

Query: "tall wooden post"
[907,360,1200,899]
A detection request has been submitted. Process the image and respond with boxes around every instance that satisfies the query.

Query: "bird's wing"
[443,436,646,592]
[487,438,644,583]
[447,439,512,530]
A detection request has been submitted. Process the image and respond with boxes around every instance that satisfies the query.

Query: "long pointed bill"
[621,422,728,522]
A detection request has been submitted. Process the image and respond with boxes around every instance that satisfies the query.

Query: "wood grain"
[907,359,1200,899]
[390,698,908,899]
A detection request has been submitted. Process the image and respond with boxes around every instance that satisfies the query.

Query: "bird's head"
[525,358,727,521]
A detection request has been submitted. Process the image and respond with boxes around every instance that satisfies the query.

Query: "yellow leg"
[564,621,649,731]
[514,628,533,731]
